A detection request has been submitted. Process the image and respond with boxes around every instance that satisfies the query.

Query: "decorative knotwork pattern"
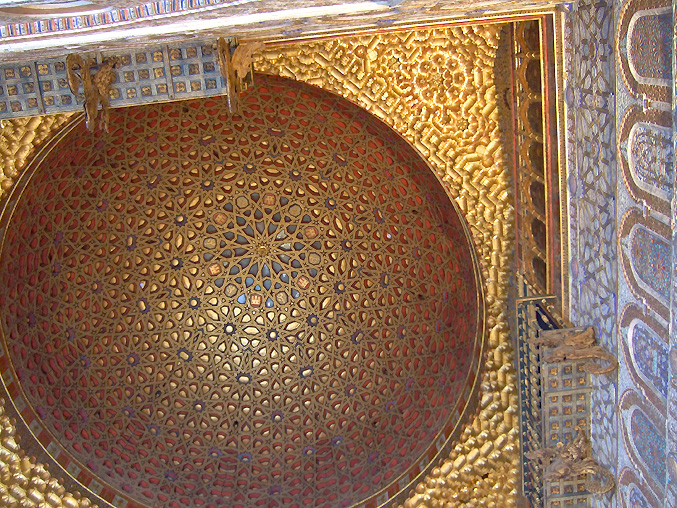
[0,75,481,508]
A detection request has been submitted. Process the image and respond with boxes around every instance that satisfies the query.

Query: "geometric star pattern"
[0,74,481,508]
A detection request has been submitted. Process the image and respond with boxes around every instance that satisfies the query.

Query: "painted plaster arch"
[620,390,667,497]
[627,8,673,86]
[617,0,672,103]
[619,209,671,320]
[618,106,673,218]
[620,304,668,411]
[619,467,661,508]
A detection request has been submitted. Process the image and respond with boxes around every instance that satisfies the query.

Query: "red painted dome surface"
[0,75,482,508]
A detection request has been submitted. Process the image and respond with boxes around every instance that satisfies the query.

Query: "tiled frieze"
[0,43,223,119]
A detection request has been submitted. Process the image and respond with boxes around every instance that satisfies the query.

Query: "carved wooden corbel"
[66,54,120,132]
[526,428,615,494]
[529,326,618,374]
[217,37,264,112]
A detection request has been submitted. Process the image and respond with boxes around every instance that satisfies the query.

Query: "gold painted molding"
[0,23,518,508]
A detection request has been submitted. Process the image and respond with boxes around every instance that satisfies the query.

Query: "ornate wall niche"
[619,467,661,508]
[618,106,673,219]
[620,303,668,411]
[620,390,667,497]
[617,0,672,103]
[619,209,672,319]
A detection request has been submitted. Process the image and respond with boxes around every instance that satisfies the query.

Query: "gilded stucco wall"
[0,24,518,508]
[256,25,518,507]
[0,114,72,194]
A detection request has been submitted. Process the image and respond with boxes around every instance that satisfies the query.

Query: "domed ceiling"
[0,74,483,508]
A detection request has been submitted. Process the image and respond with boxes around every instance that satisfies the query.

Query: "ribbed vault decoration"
[0,22,517,508]
[0,74,483,508]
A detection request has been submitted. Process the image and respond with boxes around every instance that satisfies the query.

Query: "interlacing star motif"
[0,75,480,508]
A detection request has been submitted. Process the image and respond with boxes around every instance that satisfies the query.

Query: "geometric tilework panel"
[618,106,673,219]
[628,320,669,399]
[628,122,673,200]
[627,226,671,301]
[617,0,672,103]
[629,410,667,485]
